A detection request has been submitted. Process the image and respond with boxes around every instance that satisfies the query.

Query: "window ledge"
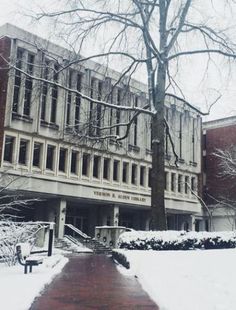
[146,148,152,155]
[12,113,33,123]
[178,158,185,164]
[128,144,140,153]
[189,161,197,167]
[40,120,59,130]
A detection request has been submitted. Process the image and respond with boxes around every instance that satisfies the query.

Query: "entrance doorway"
[66,215,89,235]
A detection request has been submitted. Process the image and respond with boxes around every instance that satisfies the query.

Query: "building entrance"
[66,215,89,235]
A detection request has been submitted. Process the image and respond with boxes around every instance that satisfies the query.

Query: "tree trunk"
[151,111,167,230]
[150,62,167,231]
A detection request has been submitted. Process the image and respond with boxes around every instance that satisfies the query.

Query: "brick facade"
[203,119,236,203]
[0,36,11,165]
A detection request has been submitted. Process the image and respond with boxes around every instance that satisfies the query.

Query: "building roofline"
[203,115,236,129]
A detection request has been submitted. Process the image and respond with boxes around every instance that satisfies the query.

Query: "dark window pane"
[59,148,67,172]
[113,160,119,181]
[4,136,14,162]
[171,173,176,192]
[131,164,137,185]
[122,162,129,183]
[140,166,145,186]
[33,143,41,167]
[148,168,152,188]
[82,154,90,176]
[46,145,55,170]
[103,158,110,180]
[185,176,189,194]
[71,151,77,174]
[18,140,28,165]
[93,156,100,178]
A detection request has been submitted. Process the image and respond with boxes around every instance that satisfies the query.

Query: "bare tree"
[213,147,236,178]
[5,0,236,230]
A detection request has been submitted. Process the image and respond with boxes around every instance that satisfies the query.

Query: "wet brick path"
[30,254,159,310]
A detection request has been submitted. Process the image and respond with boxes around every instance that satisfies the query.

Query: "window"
[33,143,42,167]
[71,151,78,174]
[96,81,102,136]
[50,64,58,123]
[113,160,119,181]
[178,175,183,193]
[122,162,129,183]
[148,168,152,188]
[191,177,196,192]
[82,153,90,176]
[18,140,28,165]
[66,70,72,126]
[89,78,96,136]
[179,114,183,158]
[41,61,49,121]
[192,118,195,162]
[13,48,23,113]
[23,53,34,116]
[75,73,82,128]
[171,173,176,192]
[185,176,189,194]
[3,136,15,163]
[133,96,138,146]
[131,164,137,185]
[93,155,101,178]
[59,148,67,172]
[103,158,110,180]
[46,145,55,170]
[116,89,121,136]
[140,166,145,186]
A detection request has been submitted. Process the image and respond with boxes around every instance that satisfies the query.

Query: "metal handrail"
[64,224,91,240]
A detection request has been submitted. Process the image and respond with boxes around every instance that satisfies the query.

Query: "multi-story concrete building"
[203,116,236,231]
[0,24,204,237]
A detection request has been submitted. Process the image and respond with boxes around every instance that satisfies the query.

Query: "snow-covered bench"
[16,243,43,274]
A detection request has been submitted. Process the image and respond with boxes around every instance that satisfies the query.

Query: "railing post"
[48,223,54,257]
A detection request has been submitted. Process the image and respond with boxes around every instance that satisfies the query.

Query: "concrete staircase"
[84,238,112,255]
[54,236,112,254]
[54,236,92,253]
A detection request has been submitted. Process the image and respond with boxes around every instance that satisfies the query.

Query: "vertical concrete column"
[55,199,67,238]
[110,205,119,226]
[189,215,195,231]
[145,215,151,231]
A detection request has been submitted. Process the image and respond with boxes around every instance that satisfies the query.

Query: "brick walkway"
[30,254,159,310]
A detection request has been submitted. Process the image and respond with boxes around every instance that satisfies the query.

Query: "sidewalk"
[30,254,159,310]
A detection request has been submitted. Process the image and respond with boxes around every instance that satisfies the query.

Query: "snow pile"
[115,249,236,310]
[118,230,236,250]
[0,254,68,310]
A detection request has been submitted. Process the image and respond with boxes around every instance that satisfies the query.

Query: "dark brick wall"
[204,123,236,202]
[0,36,11,165]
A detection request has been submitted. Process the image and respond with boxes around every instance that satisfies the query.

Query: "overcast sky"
[0,0,236,122]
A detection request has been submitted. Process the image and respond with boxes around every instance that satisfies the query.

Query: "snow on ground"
[0,254,68,310]
[116,248,236,310]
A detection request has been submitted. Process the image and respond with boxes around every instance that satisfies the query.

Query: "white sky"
[0,0,236,121]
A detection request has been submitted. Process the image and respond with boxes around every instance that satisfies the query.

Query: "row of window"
[165,172,197,194]
[3,135,147,186]
[3,135,198,195]
[12,48,140,146]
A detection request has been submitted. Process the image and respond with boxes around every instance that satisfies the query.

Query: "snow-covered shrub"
[118,231,236,251]
[112,250,130,269]
[0,221,44,266]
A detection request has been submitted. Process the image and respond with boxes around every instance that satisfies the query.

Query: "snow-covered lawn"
[116,248,236,310]
[0,254,68,310]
